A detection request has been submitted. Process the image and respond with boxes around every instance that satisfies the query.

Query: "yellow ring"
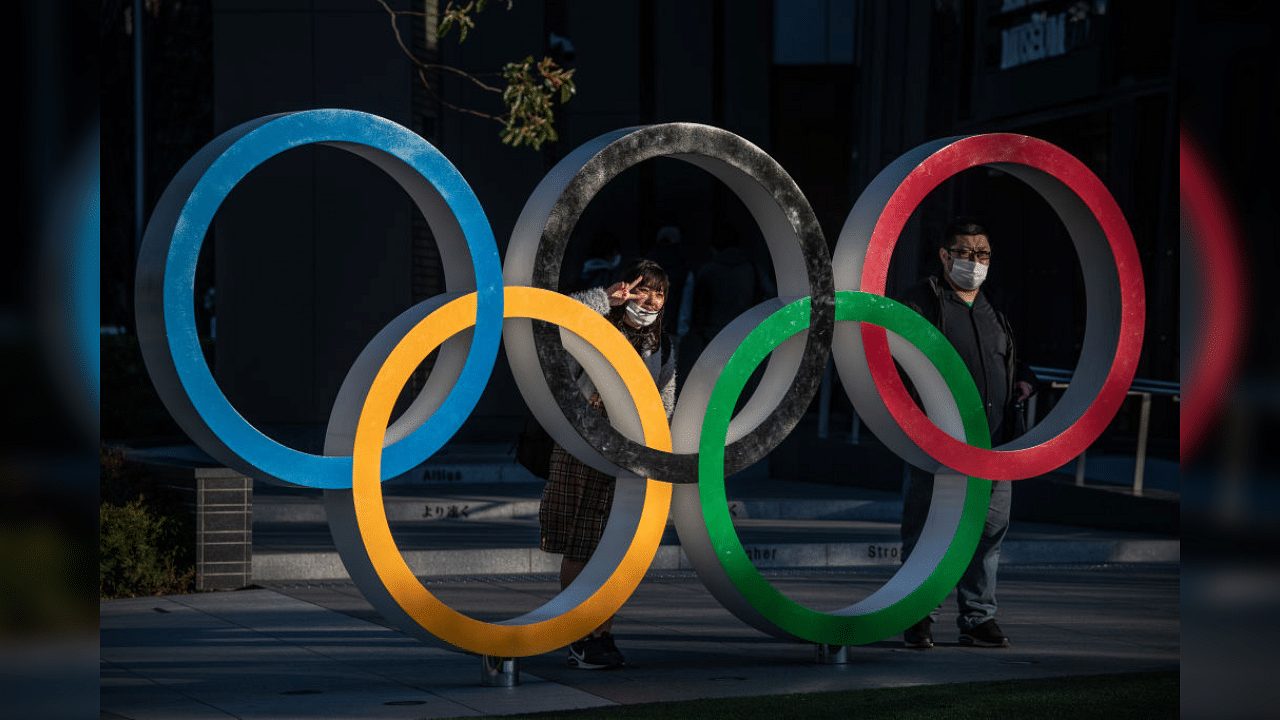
[351,286,673,656]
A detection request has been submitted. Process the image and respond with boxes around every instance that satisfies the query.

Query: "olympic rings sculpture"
[136,110,1143,656]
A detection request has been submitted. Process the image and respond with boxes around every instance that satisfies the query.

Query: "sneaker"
[567,634,621,669]
[959,619,1010,648]
[597,631,626,667]
[902,618,933,649]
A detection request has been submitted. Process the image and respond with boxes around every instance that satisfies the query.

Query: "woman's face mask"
[625,300,661,327]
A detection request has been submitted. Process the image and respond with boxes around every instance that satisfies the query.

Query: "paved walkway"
[101,565,1178,719]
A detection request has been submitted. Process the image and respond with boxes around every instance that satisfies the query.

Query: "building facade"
[107,0,1177,451]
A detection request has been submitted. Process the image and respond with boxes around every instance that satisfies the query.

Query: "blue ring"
[155,110,501,488]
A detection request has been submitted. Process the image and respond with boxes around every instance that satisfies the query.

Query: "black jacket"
[897,276,1037,443]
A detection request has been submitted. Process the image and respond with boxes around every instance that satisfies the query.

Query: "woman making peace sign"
[539,258,677,670]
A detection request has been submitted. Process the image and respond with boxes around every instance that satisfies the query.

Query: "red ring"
[1178,129,1246,462]
[860,134,1145,480]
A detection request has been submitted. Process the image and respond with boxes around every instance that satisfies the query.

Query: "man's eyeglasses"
[946,247,992,263]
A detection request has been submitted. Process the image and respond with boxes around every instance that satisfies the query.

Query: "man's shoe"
[959,619,1010,648]
[568,634,624,669]
[597,631,626,667]
[567,635,612,669]
[902,618,934,649]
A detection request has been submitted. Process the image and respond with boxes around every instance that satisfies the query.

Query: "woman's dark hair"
[607,258,669,354]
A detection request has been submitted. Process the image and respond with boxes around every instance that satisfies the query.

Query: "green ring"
[697,290,991,645]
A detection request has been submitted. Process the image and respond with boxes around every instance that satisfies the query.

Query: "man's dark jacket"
[897,276,1037,443]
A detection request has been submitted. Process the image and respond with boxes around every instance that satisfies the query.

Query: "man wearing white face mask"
[896,218,1037,651]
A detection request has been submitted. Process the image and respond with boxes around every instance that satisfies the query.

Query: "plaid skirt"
[539,443,615,561]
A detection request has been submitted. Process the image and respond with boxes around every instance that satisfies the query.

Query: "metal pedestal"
[480,656,519,687]
[814,644,849,664]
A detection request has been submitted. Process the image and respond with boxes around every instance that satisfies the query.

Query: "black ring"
[526,123,833,482]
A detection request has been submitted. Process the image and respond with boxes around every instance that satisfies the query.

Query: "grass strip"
[458,671,1177,720]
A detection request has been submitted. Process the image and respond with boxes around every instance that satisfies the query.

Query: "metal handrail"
[1026,366,1178,496]
[815,362,1178,497]
[1029,365,1181,397]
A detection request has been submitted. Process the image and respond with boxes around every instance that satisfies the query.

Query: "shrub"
[99,501,194,598]
[100,447,195,598]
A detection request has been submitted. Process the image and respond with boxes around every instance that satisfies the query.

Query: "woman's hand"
[605,276,645,307]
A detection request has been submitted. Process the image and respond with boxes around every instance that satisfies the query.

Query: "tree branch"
[373,0,575,150]
[375,0,502,94]
[415,68,505,125]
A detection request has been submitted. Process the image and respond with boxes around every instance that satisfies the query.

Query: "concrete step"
[128,441,1183,584]
[251,483,905,523]
[249,517,1180,581]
